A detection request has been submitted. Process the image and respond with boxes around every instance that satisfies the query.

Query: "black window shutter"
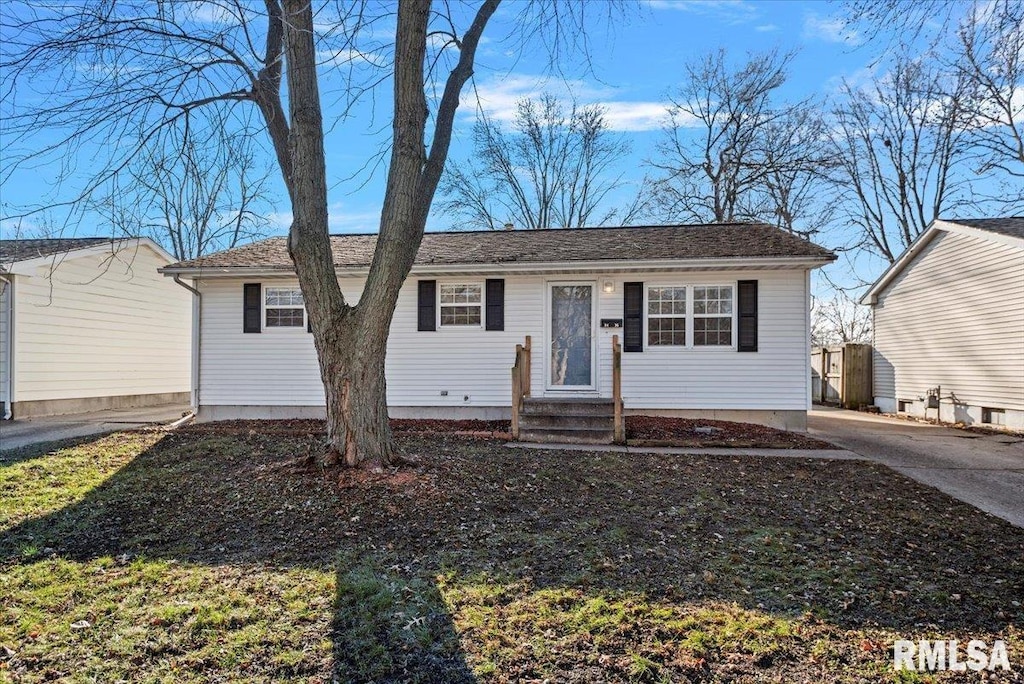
[623,281,643,352]
[737,280,758,352]
[417,280,437,331]
[485,278,504,331]
[243,283,262,333]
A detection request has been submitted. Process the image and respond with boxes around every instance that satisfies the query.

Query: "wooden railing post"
[612,334,624,444]
[511,362,521,439]
[523,335,531,398]
[510,335,532,440]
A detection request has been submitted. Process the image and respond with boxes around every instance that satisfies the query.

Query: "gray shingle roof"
[947,217,1024,240]
[163,223,835,271]
[0,237,118,265]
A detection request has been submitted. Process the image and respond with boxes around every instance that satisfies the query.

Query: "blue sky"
[326,0,877,234]
[0,0,935,287]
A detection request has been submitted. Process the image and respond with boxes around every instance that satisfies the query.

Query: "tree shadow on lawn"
[2,428,1022,681]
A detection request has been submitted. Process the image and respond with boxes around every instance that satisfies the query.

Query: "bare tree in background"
[440,94,644,230]
[829,58,975,263]
[842,0,1023,212]
[759,110,839,238]
[956,0,1024,198]
[811,289,873,347]
[93,109,273,260]
[1,0,619,468]
[649,49,831,238]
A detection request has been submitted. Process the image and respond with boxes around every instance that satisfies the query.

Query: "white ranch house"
[862,217,1024,431]
[160,224,835,434]
[0,237,192,419]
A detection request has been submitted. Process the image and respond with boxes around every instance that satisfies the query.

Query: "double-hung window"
[439,283,482,326]
[693,286,733,346]
[647,285,734,347]
[647,287,687,346]
[265,286,305,328]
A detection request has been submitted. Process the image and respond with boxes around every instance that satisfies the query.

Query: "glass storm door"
[549,283,595,389]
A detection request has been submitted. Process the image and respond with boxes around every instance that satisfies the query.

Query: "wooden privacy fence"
[510,336,531,439]
[811,343,873,409]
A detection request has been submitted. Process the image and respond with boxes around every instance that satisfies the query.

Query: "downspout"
[173,275,201,417]
[0,275,12,420]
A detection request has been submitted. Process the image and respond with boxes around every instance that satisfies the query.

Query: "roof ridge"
[325,222,776,238]
[161,223,835,271]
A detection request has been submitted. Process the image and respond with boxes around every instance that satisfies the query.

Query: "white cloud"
[646,0,759,24]
[268,204,381,234]
[465,75,671,132]
[824,63,883,97]
[755,24,778,32]
[803,14,862,46]
[599,102,673,132]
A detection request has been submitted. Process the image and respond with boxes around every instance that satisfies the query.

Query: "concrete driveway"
[808,406,1024,528]
[0,404,191,453]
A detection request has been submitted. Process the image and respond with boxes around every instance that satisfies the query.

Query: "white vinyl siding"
[0,282,10,404]
[197,268,811,412]
[12,245,191,402]
[607,271,806,410]
[872,229,1024,414]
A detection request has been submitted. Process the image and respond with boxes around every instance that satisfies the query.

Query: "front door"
[548,282,596,390]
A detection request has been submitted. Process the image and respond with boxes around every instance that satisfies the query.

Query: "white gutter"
[160,255,837,279]
[172,275,202,415]
[0,275,12,420]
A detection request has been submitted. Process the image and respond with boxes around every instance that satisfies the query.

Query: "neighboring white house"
[160,224,834,431]
[861,217,1024,431]
[0,237,192,419]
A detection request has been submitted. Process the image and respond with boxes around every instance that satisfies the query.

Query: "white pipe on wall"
[0,275,13,420]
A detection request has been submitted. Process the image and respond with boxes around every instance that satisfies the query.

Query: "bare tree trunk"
[278,0,392,468]
[319,310,395,468]
[280,0,496,468]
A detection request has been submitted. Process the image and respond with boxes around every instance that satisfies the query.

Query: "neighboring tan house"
[861,217,1024,430]
[0,237,192,419]
[159,223,835,434]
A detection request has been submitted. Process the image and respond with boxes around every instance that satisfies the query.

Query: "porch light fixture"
[602,280,615,294]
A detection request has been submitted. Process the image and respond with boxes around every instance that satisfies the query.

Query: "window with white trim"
[646,284,735,347]
[647,286,687,346]
[693,286,733,346]
[439,283,482,326]
[265,287,305,328]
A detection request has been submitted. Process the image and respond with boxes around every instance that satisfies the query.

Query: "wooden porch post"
[612,334,624,444]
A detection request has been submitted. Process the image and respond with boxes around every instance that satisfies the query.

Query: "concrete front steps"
[519,397,616,444]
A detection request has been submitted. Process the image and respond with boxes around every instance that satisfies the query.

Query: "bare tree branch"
[648,49,831,238]
[440,94,640,230]
[829,58,976,263]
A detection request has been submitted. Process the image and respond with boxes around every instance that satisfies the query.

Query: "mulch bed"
[184,416,834,449]
[625,415,835,449]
